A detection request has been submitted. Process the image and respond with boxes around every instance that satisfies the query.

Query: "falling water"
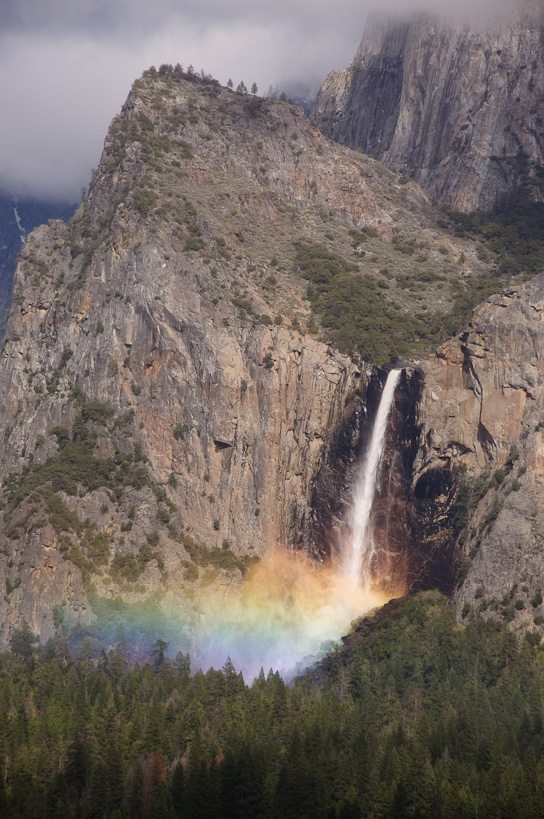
[344,368,402,587]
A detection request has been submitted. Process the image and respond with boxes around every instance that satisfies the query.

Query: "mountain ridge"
[0,192,76,339]
[0,62,536,649]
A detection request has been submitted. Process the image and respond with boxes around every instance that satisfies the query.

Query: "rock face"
[413,273,544,630]
[313,1,544,211]
[1,65,537,649]
[1,67,463,646]
[0,193,75,339]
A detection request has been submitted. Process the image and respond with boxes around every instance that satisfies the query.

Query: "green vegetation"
[4,594,544,817]
[532,590,543,608]
[450,186,544,277]
[133,187,158,217]
[0,394,159,577]
[3,398,140,507]
[173,423,189,441]
[179,531,257,576]
[5,577,21,597]
[110,542,164,584]
[293,241,493,363]
[178,140,194,159]
[262,352,274,369]
[294,181,544,361]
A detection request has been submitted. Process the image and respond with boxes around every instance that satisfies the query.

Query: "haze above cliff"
[2,0,525,201]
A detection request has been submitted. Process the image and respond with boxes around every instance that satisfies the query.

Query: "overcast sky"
[0,0,519,202]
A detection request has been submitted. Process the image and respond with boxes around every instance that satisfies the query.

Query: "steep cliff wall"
[313,1,544,211]
[0,75,369,645]
[1,67,477,646]
[0,193,75,339]
[0,63,528,647]
[413,273,544,631]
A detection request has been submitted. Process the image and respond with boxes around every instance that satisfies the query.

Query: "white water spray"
[345,369,402,586]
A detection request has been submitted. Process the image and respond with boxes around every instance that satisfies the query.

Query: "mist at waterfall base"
[180,369,403,680]
[80,372,402,680]
[175,551,389,681]
[84,552,389,681]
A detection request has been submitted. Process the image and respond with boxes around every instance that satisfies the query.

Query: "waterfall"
[344,369,401,587]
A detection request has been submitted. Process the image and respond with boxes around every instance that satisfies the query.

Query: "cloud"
[1,0,520,36]
[0,0,528,200]
[0,33,141,201]
[375,0,517,18]
[0,4,367,201]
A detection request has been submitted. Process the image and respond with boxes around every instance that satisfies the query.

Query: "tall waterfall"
[344,369,402,587]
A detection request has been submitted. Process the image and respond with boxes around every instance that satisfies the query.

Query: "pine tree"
[10,622,38,665]
[144,749,168,811]
[151,638,169,671]
[127,762,145,819]
[170,763,185,817]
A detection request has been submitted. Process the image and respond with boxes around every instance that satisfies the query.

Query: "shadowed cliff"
[313,2,544,211]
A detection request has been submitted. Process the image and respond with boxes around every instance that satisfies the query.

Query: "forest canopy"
[2,592,544,818]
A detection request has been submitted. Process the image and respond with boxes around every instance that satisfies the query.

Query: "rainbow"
[77,550,394,681]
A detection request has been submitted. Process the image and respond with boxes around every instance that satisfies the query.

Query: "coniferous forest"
[2,593,544,819]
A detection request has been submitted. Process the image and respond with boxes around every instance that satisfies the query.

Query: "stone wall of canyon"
[313,1,544,211]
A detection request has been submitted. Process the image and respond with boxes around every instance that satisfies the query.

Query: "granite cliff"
[313,1,544,211]
[0,193,75,340]
[0,66,497,646]
[412,271,544,633]
[0,62,540,648]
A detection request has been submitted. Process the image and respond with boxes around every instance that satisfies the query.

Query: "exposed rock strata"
[0,69,448,646]
[313,1,544,211]
[0,66,525,648]
[414,273,544,629]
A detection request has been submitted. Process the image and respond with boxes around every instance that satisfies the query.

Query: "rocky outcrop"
[0,193,75,339]
[414,273,544,630]
[2,67,458,646]
[0,64,533,648]
[313,1,544,211]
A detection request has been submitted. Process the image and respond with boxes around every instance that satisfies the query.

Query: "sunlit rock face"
[5,58,544,654]
[313,1,544,211]
[0,68,413,647]
[412,272,544,628]
[315,270,544,632]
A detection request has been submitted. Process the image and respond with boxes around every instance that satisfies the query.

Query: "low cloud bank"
[0,0,523,200]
